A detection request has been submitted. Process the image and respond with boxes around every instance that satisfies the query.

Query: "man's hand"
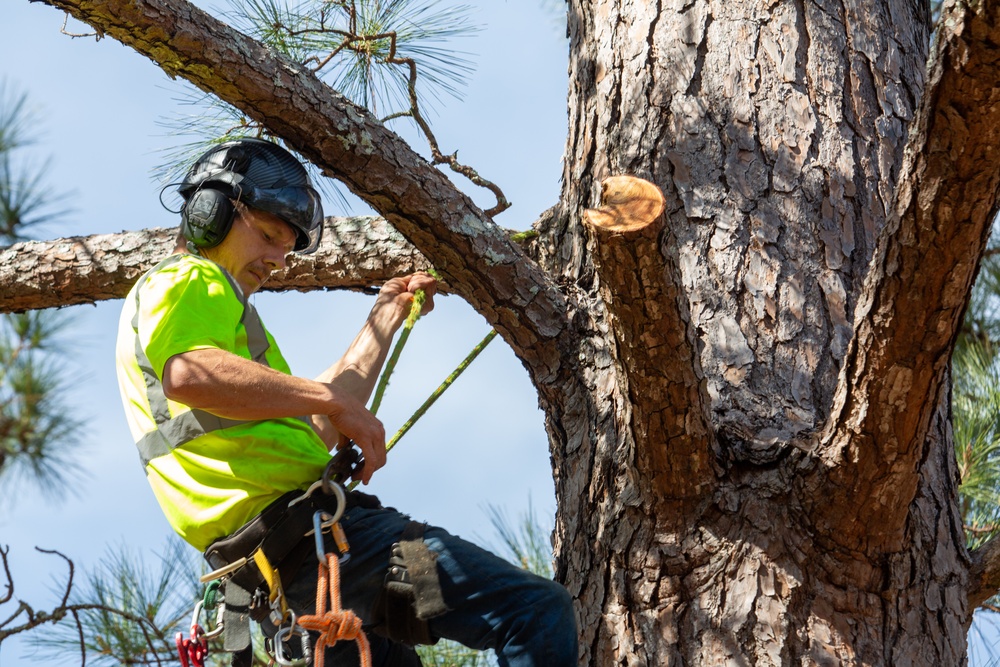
[372,272,438,329]
[325,388,387,485]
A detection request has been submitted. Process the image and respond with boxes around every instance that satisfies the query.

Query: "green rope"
[349,329,498,490]
[368,290,426,416]
[368,269,441,416]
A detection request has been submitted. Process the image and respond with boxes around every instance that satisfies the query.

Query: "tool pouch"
[371,521,449,646]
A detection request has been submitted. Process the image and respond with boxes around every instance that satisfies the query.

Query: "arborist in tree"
[114,137,577,666]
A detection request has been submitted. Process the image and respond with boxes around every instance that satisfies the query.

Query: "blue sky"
[6,2,998,666]
[0,2,568,664]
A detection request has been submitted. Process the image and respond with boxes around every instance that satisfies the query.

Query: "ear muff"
[180,188,235,250]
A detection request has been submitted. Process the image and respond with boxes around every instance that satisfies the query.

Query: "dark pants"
[276,504,578,667]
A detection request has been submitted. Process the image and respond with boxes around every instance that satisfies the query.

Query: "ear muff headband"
[180,187,235,249]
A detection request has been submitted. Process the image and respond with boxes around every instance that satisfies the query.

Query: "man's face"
[203,207,297,296]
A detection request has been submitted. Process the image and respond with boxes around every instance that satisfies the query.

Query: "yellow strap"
[253,549,287,614]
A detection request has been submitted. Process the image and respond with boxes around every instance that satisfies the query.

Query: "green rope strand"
[369,268,440,416]
[368,289,426,416]
[349,329,498,490]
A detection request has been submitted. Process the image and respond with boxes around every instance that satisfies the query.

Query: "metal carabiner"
[311,510,352,565]
[189,596,225,640]
[200,602,225,640]
[273,620,312,667]
[312,511,335,564]
[288,462,348,513]
[190,600,205,635]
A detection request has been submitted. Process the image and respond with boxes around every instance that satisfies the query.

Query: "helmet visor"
[244,185,324,253]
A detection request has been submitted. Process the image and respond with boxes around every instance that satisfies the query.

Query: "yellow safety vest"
[115,253,329,551]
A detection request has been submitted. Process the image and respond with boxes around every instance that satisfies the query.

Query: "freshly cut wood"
[583,175,665,232]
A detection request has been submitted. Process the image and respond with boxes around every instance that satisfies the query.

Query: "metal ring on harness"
[288,447,353,512]
[288,475,347,520]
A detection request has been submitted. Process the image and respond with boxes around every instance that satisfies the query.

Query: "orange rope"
[297,553,371,667]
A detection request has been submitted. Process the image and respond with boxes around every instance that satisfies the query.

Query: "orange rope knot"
[297,553,372,667]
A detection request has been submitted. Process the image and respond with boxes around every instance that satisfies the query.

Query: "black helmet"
[178,137,324,253]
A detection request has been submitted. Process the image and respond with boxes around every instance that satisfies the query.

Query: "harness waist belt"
[204,489,380,595]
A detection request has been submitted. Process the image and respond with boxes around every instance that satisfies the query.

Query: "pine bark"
[15,0,1000,665]
[0,217,429,311]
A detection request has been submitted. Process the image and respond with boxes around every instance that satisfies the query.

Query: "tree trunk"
[536,0,990,664]
[17,0,1000,664]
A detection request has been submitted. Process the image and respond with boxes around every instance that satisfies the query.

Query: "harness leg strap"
[220,580,254,667]
[372,521,449,646]
[398,522,449,620]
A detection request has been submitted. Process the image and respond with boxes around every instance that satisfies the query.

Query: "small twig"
[0,545,170,663]
[381,42,510,216]
[60,12,101,39]
[0,545,13,605]
[966,523,1000,535]
[36,547,74,609]
[71,609,87,667]
[271,1,511,217]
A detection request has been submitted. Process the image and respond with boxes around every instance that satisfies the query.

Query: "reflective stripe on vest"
[131,255,271,467]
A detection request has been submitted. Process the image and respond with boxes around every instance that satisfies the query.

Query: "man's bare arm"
[315,272,437,401]
[162,349,388,484]
[310,273,437,444]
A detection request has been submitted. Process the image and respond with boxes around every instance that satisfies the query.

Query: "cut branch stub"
[582,175,665,233]
[583,175,714,500]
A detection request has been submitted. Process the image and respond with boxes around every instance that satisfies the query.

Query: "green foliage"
[156,0,478,207]
[0,81,66,241]
[0,311,82,503]
[418,640,492,667]
[0,81,80,503]
[481,500,554,580]
[36,540,198,666]
[956,227,1000,664]
[224,0,477,114]
[0,80,31,155]
[955,228,1000,551]
[953,339,1000,549]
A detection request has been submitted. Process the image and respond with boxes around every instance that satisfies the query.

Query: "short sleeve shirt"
[115,254,330,551]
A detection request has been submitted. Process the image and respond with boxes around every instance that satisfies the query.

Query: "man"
[115,137,577,666]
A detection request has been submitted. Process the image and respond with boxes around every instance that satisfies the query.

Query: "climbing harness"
[197,450,363,666]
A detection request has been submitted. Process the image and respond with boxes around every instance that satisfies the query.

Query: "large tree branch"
[37,0,569,375]
[582,176,715,499]
[969,534,1000,609]
[0,217,428,312]
[818,0,1000,551]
